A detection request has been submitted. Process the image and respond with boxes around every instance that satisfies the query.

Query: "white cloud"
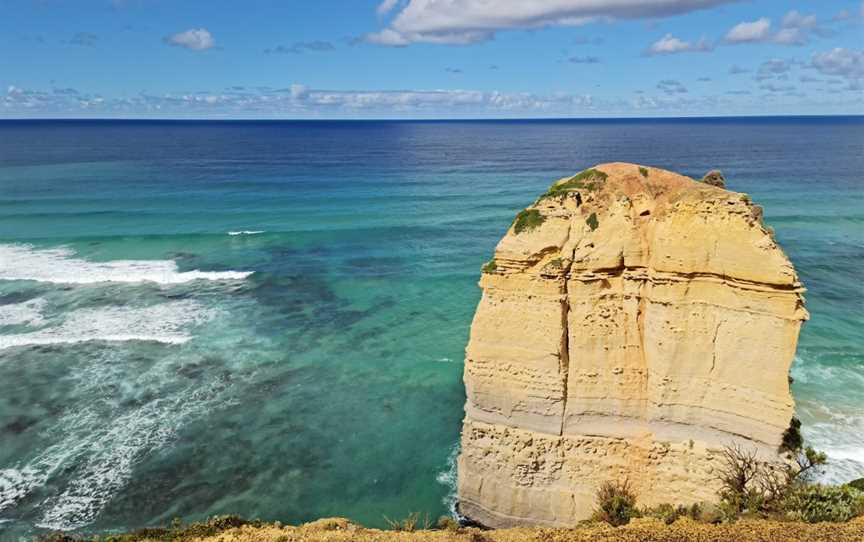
[377,0,400,16]
[3,85,105,111]
[645,33,712,55]
[810,48,864,89]
[265,41,335,54]
[830,3,864,21]
[0,83,605,117]
[781,10,817,30]
[724,17,771,43]
[725,11,827,46]
[754,58,793,81]
[367,0,739,45]
[656,79,688,94]
[773,10,821,45]
[4,78,858,118]
[164,28,214,51]
[366,28,419,46]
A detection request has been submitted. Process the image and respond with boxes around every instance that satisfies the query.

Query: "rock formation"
[457,163,808,527]
[702,169,727,188]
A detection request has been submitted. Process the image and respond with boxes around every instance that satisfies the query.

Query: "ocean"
[0,117,861,539]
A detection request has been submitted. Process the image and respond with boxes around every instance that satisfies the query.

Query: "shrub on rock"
[782,484,864,523]
[593,479,639,527]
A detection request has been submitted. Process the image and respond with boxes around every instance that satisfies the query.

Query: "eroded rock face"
[457,163,808,527]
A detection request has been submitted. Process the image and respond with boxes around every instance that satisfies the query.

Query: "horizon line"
[1,113,863,122]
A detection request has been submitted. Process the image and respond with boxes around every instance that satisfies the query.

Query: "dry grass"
[71,515,864,542]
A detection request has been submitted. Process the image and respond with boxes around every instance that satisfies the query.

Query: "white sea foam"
[796,397,864,484]
[0,298,47,327]
[1,467,44,512]
[35,374,237,531]
[0,300,214,350]
[0,408,101,514]
[791,353,864,483]
[435,444,462,520]
[791,357,864,387]
[825,447,864,464]
[227,230,264,236]
[36,400,186,530]
[0,345,238,531]
[0,244,252,285]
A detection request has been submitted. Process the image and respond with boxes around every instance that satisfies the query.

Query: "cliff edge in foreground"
[457,163,809,527]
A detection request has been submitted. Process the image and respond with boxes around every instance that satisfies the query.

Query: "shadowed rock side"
[457,163,809,528]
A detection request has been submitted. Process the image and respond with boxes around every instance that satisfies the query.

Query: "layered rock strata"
[457,163,808,527]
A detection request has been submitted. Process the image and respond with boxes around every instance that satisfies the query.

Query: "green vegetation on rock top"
[512,209,545,234]
[541,168,608,199]
[586,212,599,231]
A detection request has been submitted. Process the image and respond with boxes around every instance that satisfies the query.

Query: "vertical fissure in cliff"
[709,322,721,374]
[559,281,570,437]
[557,219,575,437]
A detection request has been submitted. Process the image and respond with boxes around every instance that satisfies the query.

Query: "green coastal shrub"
[542,168,608,199]
[641,503,681,525]
[714,437,840,525]
[782,484,864,523]
[384,512,431,532]
[780,417,804,453]
[586,212,599,231]
[512,209,545,234]
[481,259,497,273]
[847,478,864,492]
[717,499,743,523]
[793,447,828,483]
[436,515,460,531]
[593,479,639,527]
[639,167,649,178]
[716,443,781,513]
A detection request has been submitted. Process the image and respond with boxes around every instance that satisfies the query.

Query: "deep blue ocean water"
[0,117,862,539]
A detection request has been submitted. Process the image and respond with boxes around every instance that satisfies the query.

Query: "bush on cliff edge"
[593,479,639,527]
[782,484,864,523]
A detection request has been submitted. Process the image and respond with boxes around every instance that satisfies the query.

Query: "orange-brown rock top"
[173,516,864,542]
[457,163,808,527]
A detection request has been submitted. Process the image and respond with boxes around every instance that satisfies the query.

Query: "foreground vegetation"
[39,514,864,542]
[591,429,864,529]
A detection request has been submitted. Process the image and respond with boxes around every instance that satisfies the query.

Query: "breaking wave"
[797,398,864,484]
[0,300,214,350]
[0,244,252,285]
[792,355,864,484]
[227,230,264,236]
[0,298,47,327]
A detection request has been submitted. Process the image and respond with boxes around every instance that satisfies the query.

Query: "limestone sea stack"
[456,163,809,527]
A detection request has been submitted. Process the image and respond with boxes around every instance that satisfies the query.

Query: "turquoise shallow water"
[0,118,862,539]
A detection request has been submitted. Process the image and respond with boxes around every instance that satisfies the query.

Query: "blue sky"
[1,0,862,118]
